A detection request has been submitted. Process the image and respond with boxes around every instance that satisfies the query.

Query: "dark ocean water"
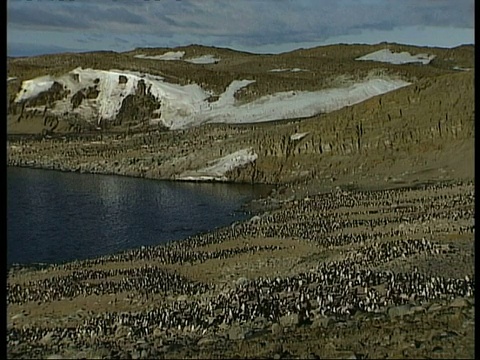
[7,167,271,266]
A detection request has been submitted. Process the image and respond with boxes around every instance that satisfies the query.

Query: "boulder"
[311,315,334,328]
[40,331,55,345]
[176,295,189,302]
[279,313,300,327]
[228,324,250,340]
[197,336,217,347]
[387,304,413,318]
[115,325,131,339]
[153,328,163,338]
[449,297,469,308]
[427,303,443,313]
[271,323,282,335]
[235,277,249,286]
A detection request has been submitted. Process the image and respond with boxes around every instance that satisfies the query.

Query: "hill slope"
[7,43,474,190]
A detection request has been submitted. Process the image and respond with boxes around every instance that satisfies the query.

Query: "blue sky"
[7,0,475,57]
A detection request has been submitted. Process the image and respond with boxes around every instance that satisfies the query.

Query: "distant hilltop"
[7,43,474,135]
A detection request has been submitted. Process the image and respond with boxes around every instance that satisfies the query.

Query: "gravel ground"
[7,180,474,359]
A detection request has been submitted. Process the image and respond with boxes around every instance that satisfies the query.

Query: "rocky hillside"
[7,43,475,360]
[7,43,474,189]
[7,43,472,132]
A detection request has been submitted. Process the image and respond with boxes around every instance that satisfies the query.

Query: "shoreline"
[7,42,474,359]
[7,164,275,269]
[7,176,474,359]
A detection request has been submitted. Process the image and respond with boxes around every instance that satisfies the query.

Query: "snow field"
[14,68,411,130]
[177,148,258,181]
[356,49,436,65]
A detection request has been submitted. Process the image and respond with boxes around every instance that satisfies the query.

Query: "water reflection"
[7,167,270,266]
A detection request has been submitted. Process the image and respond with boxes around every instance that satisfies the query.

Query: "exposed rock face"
[27,81,69,108]
[114,80,161,128]
[239,71,474,184]
[6,44,474,187]
[6,70,473,186]
[12,81,70,128]
[9,69,167,133]
[71,86,100,109]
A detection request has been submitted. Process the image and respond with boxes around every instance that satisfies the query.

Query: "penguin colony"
[7,180,474,359]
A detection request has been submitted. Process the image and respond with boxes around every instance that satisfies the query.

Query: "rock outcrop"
[6,44,474,186]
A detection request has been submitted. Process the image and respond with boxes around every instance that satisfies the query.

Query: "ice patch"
[134,51,185,61]
[269,68,308,72]
[215,80,256,107]
[14,68,410,131]
[356,49,436,65]
[185,55,220,64]
[15,68,209,126]
[15,76,55,102]
[197,78,411,128]
[453,66,471,71]
[290,132,309,141]
[178,148,258,181]
[135,52,219,64]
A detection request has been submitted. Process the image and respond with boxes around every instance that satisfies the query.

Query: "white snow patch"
[290,132,309,141]
[176,175,219,182]
[269,68,308,72]
[215,80,256,107]
[185,55,220,64]
[452,66,471,71]
[14,68,209,126]
[178,148,258,181]
[356,49,436,65]
[14,68,410,131]
[7,77,18,82]
[134,51,185,61]
[198,78,410,127]
[15,76,55,102]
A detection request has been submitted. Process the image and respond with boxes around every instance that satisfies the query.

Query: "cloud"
[8,4,88,29]
[7,0,474,56]
[7,1,148,31]
[114,36,130,45]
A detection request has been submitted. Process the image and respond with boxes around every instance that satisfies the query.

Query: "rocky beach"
[7,180,475,359]
[7,43,474,359]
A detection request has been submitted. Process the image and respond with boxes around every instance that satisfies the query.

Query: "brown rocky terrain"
[7,181,475,359]
[7,43,475,359]
[7,43,474,187]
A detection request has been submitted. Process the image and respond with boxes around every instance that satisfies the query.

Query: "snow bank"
[356,49,436,65]
[177,148,258,181]
[269,68,308,72]
[215,80,256,107]
[135,52,219,64]
[197,78,410,128]
[14,68,210,126]
[15,76,55,102]
[185,55,220,64]
[14,67,410,130]
[134,51,185,61]
[290,132,309,141]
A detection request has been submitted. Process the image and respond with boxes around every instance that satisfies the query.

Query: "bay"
[7,167,271,266]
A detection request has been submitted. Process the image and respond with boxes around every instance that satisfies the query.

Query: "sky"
[7,0,475,57]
